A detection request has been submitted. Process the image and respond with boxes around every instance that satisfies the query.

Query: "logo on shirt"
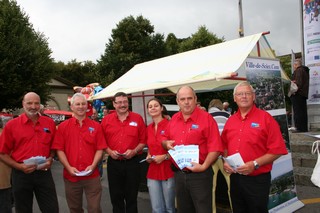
[43,128,50,133]
[191,124,199,129]
[129,121,138,127]
[251,122,260,128]
[160,130,165,135]
[89,127,95,133]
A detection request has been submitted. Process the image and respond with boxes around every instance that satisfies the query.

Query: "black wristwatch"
[253,160,260,170]
[164,154,170,160]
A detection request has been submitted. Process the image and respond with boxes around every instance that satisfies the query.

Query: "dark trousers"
[230,172,271,213]
[174,167,213,213]
[12,168,59,213]
[0,187,12,213]
[291,93,308,132]
[107,156,140,213]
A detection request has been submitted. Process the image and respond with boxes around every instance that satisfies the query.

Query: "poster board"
[245,57,304,213]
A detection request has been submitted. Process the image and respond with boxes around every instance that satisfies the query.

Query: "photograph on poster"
[247,70,285,110]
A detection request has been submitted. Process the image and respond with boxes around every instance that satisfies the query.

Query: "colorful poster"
[302,0,320,104]
[245,57,304,213]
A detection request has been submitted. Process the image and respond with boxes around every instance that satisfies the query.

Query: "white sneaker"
[288,127,297,131]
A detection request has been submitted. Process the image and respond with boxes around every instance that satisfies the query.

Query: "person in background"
[101,92,146,213]
[222,101,232,114]
[52,93,107,213]
[290,58,310,132]
[221,82,288,213]
[0,92,58,213]
[91,107,99,121]
[90,107,104,179]
[0,119,12,213]
[145,98,175,213]
[162,86,223,213]
[208,99,232,213]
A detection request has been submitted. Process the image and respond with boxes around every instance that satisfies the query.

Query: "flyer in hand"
[23,156,47,170]
[168,145,199,170]
[223,153,245,170]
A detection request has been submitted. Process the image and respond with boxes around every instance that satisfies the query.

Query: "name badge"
[129,121,138,127]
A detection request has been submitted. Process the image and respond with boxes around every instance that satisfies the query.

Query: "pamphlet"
[223,153,245,170]
[168,145,199,170]
[23,156,47,170]
[75,170,92,176]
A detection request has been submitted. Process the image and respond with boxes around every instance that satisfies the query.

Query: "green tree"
[55,60,98,87]
[97,15,167,86]
[179,25,224,52]
[0,0,54,110]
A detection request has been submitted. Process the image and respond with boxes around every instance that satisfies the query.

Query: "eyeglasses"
[114,100,129,105]
[235,92,253,97]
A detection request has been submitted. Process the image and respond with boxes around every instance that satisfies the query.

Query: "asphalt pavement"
[13,160,320,213]
[13,160,152,213]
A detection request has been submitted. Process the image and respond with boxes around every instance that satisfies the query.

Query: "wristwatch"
[253,160,260,170]
[164,154,170,160]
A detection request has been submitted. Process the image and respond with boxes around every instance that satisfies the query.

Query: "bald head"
[23,92,41,118]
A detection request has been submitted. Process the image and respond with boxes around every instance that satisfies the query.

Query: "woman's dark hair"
[147,98,165,118]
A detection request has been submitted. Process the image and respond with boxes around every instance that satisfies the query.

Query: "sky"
[15,0,302,63]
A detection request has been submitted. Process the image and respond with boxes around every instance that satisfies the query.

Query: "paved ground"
[13,160,320,213]
[14,160,152,213]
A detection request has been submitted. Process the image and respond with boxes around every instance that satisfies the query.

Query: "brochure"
[223,153,245,170]
[168,145,199,170]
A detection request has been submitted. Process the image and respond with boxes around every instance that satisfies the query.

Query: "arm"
[56,150,79,175]
[235,153,282,175]
[86,150,103,171]
[0,153,37,174]
[187,151,220,173]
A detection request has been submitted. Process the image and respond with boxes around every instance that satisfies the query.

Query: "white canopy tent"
[93,32,290,100]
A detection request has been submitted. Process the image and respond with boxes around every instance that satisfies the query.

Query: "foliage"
[97,15,167,86]
[0,0,54,110]
[179,26,225,52]
[54,60,99,87]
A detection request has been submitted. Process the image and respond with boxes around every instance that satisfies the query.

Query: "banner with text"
[245,57,304,213]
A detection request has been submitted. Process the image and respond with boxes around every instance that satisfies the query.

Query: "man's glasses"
[114,100,129,105]
[235,92,253,97]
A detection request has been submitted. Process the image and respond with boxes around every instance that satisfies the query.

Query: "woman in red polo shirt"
[145,98,175,213]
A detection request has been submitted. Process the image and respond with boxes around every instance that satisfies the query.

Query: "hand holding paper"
[223,153,245,171]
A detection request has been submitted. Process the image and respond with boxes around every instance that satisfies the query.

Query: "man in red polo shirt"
[101,92,146,213]
[162,86,223,213]
[0,92,58,213]
[52,93,107,213]
[221,82,288,213]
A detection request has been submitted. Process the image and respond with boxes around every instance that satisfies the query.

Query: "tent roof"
[93,32,289,100]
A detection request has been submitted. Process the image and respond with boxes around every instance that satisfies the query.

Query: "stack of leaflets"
[168,145,199,170]
[23,156,47,170]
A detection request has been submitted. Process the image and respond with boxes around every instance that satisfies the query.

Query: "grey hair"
[70,93,87,105]
[233,82,255,96]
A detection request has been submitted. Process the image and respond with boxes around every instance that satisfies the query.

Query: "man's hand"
[162,140,175,150]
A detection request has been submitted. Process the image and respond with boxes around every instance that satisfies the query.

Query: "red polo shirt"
[52,117,107,182]
[101,111,146,153]
[0,113,56,162]
[221,105,288,176]
[147,118,174,180]
[163,107,223,164]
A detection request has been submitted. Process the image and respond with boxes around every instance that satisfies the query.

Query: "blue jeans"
[147,178,175,213]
